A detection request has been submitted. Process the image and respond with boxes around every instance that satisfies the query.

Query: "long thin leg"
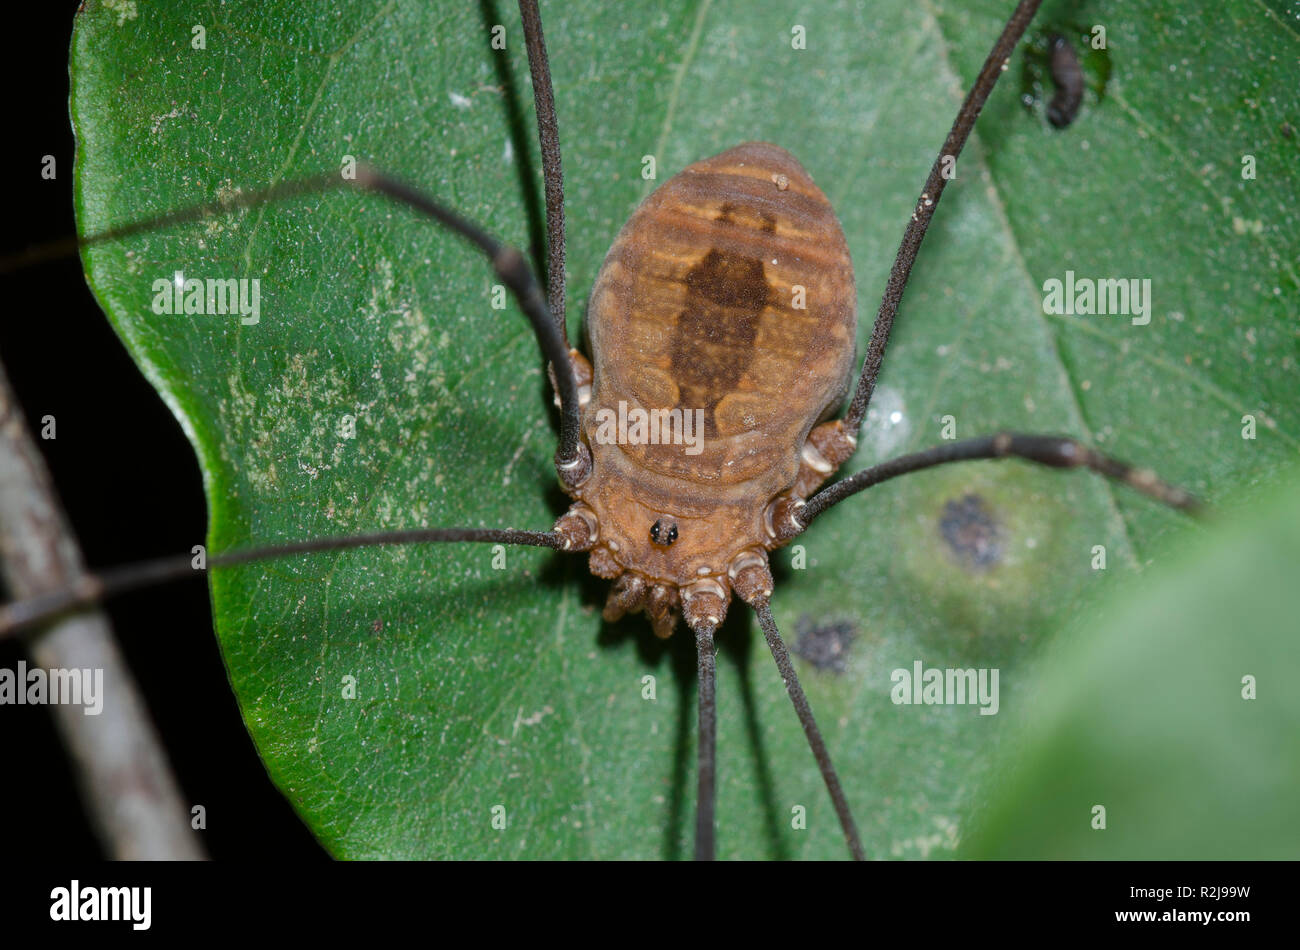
[518,0,567,334]
[842,0,1044,434]
[0,527,562,640]
[798,432,1200,530]
[753,601,866,861]
[694,623,717,861]
[0,167,584,468]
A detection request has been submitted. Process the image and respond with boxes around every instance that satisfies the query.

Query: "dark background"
[0,1,325,860]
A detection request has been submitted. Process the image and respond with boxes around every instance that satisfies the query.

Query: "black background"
[1,1,325,860]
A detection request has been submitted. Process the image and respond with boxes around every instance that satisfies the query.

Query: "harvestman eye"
[649,520,678,546]
[0,0,1203,862]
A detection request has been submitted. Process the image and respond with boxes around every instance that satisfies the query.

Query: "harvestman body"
[0,0,1199,860]
[555,142,858,639]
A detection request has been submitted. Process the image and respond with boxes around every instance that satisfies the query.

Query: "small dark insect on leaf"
[1046,33,1084,129]
[1017,25,1107,127]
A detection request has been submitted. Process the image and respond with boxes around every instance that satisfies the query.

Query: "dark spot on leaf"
[940,494,1003,570]
[371,618,383,633]
[793,616,857,673]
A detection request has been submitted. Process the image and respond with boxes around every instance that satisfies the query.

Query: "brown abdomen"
[586,142,856,500]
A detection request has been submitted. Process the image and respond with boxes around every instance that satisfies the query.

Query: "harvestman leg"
[521,0,1174,863]
[799,434,1199,531]
[2,2,714,862]
[771,0,1201,861]
[750,0,1061,862]
[516,1,740,861]
[694,626,718,861]
[790,0,1051,492]
[753,601,866,860]
[3,168,584,471]
[785,0,1200,519]
[518,0,597,487]
[843,0,1045,438]
[0,528,562,638]
[518,0,567,333]
[0,164,588,640]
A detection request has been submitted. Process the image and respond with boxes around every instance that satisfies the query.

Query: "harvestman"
[0,0,1197,860]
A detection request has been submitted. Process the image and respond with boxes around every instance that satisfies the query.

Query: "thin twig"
[0,363,205,859]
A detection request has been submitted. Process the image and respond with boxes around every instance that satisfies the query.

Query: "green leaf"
[962,465,1300,859]
[71,0,1297,858]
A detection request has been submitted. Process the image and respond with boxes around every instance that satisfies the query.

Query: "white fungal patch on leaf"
[149,105,186,136]
[890,815,960,858]
[217,355,355,499]
[364,257,399,320]
[102,0,138,28]
[512,704,555,736]
[861,385,910,459]
[205,179,244,236]
[120,248,142,277]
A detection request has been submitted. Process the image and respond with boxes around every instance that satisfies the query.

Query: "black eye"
[649,519,678,546]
